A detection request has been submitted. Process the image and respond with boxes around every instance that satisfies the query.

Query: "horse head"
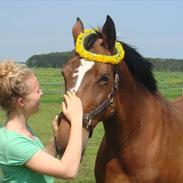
[55,14,157,157]
[55,15,123,155]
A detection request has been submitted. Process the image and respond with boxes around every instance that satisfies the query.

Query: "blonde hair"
[0,59,34,113]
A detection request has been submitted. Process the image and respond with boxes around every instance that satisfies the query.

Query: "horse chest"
[95,136,161,183]
[95,154,130,183]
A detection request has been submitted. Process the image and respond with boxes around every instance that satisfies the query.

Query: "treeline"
[26,51,183,71]
[26,51,73,68]
[148,58,183,71]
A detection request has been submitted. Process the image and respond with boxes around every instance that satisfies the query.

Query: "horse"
[55,15,183,183]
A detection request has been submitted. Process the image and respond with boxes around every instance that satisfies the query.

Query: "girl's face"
[22,74,43,117]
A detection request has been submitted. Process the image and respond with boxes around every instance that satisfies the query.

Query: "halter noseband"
[83,72,119,138]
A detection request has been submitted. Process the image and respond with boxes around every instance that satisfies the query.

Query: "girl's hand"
[61,92,83,124]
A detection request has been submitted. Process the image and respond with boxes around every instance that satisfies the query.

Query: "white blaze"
[70,59,94,92]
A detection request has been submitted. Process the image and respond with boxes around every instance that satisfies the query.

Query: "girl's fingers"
[61,101,67,114]
[52,116,58,131]
[66,92,79,104]
[70,91,80,100]
[66,91,75,99]
[61,92,83,122]
[52,115,58,124]
[70,91,76,97]
[63,91,81,110]
[63,94,70,105]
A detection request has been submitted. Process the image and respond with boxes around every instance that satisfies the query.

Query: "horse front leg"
[95,136,131,183]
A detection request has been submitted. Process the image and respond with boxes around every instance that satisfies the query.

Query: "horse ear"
[72,17,84,45]
[102,15,116,51]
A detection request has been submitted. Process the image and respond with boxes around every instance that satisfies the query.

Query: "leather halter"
[57,73,119,139]
[83,73,119,138]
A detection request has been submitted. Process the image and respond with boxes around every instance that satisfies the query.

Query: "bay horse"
[55,16,183,183]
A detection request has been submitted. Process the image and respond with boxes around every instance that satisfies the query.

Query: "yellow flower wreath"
[75,29,125,64]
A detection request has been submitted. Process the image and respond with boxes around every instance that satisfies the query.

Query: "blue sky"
[0,0,183,62]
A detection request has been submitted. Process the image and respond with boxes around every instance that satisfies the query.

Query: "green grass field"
[0,68,183,183]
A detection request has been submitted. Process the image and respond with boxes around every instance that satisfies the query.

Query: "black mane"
[121,42,157,93]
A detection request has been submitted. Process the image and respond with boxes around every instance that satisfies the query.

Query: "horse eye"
[99,75,109,85]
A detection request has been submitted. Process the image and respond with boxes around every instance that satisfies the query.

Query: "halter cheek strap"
[83,73,119,138]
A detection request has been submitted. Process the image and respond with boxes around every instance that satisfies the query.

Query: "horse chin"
[55,117,90,158]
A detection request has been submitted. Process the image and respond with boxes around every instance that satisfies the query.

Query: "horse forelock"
[84,30,102,50]
[70,58,95,92]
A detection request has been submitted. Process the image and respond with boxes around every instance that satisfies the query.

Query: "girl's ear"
[16,97,24,108]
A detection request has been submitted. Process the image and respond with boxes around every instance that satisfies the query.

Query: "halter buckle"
[86,118,92,129]
[114,73,119,89]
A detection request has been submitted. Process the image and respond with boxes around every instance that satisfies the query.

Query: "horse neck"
[103,63,163,147]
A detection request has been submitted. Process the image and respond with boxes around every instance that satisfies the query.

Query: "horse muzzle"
[55,112,90,157]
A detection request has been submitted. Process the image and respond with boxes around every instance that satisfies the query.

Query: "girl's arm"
[45,137,57,157]
[25,92,83,179]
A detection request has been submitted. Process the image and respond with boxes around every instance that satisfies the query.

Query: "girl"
[0,60,83,183]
